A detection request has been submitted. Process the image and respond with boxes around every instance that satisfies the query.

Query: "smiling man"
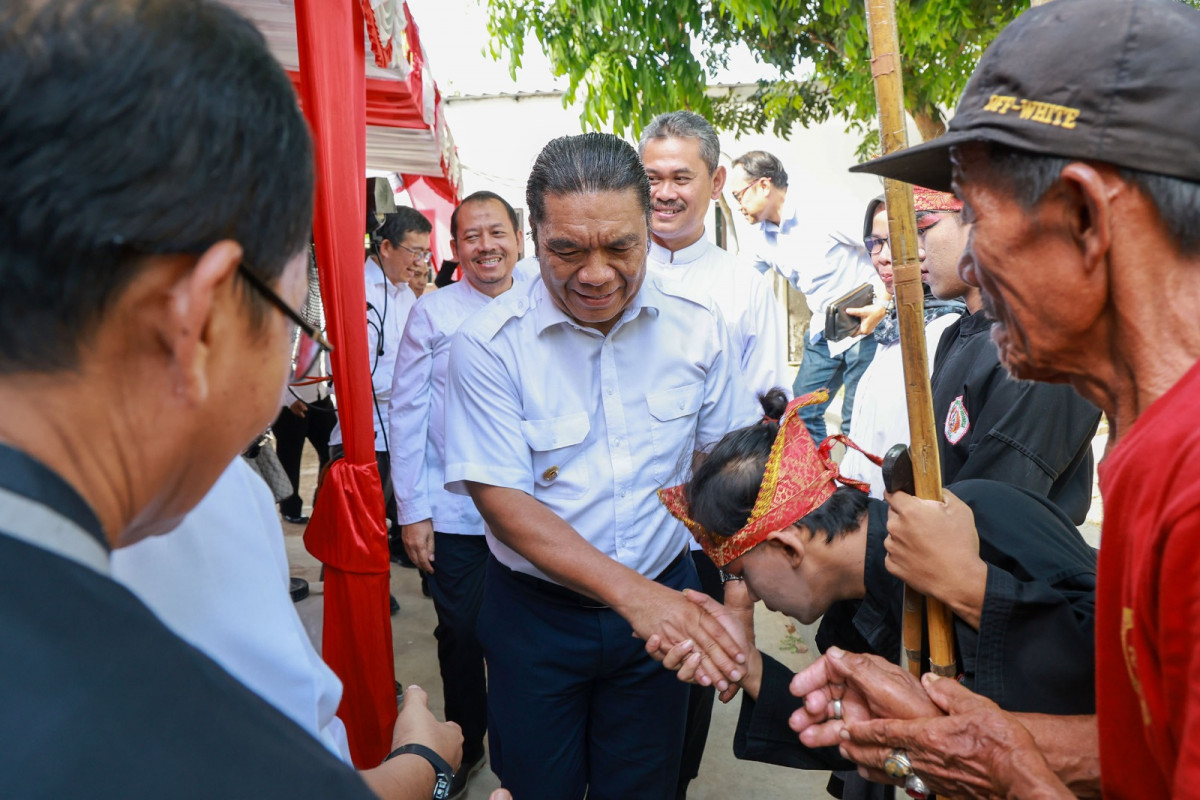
[389,190,524,797]
[443,133,756,799]
[638,109,791,797]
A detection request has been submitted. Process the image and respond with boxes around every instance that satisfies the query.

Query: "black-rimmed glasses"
[863,212,954,255]
[237,263,333,364]
[396,243,434,264]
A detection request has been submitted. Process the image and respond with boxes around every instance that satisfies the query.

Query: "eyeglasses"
[237,263,333,375]
[396,243,433,264]
[731,178,764,205]
[863,213,953,255]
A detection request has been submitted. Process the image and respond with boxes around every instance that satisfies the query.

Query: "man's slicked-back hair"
[0,0,314,374]
[377,207,432,248]
[731,150,789,189]
[451,191,519,240]
[638,111,721,174]
[526,133,651,242]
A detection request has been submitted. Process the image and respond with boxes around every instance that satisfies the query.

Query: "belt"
[496,548,689,610]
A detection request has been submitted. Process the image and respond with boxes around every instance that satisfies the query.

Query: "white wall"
[442,90,892,255]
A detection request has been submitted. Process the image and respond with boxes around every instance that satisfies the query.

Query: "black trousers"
[272,396,335,519]
[676,549,724,798]
[479,554,697,800]
[428,532,490,758]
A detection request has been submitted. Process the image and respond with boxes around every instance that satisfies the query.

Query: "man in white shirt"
[444,132,755,799]
[638,110,790,798]
[329,208,429,533]
[729,151,885,443]
[389,190,523,796]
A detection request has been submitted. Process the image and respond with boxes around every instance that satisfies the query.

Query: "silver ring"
[904,773,929,798]
[883,748,913,779]
[829,698,843,720]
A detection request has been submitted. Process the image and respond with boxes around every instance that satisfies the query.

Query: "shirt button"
[620,490,628,498]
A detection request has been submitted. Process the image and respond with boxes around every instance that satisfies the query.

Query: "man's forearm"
[466,482,648,605]
[1017,713,1100,798]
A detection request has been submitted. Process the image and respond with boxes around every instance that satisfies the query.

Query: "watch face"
[433,775,453,800]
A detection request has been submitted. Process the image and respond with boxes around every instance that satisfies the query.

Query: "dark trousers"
[428,532,489,759]
[272,397,335,519]
[478,554,697,800]
[676,549,724,798]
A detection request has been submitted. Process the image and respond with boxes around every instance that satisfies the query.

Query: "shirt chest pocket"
[646,380,705,484]
[521,413,592,500]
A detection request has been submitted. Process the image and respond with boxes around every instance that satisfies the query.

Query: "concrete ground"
[281,405,1106,798]
[283,448,830,799]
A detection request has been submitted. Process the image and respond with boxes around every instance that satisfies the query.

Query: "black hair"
[731,150,789,189]
[451,191,519,240]
[688,388,868,546]
[0,0,314,374]
[526,133,651,242]
[985,143,1200,255]
[377,207,432,248]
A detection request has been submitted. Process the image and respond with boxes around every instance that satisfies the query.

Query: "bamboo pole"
[863,0,957,679]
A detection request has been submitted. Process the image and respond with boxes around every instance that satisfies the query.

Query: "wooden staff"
[863,0,957,679]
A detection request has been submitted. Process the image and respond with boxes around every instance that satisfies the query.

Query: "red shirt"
[1097,358,1200,797]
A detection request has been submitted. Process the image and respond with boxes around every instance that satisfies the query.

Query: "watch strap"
[384,743,456,799]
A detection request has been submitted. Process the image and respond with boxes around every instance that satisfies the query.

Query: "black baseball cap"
[850,0,1200,192]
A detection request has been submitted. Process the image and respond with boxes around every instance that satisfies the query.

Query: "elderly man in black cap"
[788,0,1200,797]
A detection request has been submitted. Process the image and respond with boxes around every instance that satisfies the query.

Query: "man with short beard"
[389,190,525,798]
[444,133,755,799]
[639,110,790,798]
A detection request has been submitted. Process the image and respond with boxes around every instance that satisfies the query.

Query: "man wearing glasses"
[0,0,462,795]
[330,207,432,539]
[728,150,886,444]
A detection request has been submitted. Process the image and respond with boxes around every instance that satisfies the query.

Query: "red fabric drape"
[294,0,396,769]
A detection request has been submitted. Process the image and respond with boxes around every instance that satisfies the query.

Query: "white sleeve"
[389,302,435,525]
[443,327,533,496]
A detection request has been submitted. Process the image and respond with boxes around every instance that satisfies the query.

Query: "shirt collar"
[0,442,110,573]
[648,235,711,266]
[531,274,660,337]
[759,196,800,236]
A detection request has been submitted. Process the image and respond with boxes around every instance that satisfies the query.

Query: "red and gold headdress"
[912,185,963,213]
[659,391,881,568]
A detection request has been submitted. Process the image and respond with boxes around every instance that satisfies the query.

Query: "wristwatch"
[384,743,456,799]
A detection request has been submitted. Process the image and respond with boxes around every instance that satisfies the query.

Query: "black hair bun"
[758,388,789,422]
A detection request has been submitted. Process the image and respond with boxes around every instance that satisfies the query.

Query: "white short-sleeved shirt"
[329,256,415,450]
[111,459,351,763]
[444,275,757,582]
[741,199,882,355]
[649,236,791,400]
[389,279,512,535]
[840,312,963,497]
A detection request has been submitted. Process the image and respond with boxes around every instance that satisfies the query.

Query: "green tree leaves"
[484,0,1200,149]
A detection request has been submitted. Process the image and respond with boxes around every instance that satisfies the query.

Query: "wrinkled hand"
[288,398,308,418]
[392,685,463,771]
[846,303,888,336]
[402,519,436,574]
[628,584,746,692]
[885,489,987,628]
[648,588,761,702]
[841,673,1070,799]
[788,648,939,750]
